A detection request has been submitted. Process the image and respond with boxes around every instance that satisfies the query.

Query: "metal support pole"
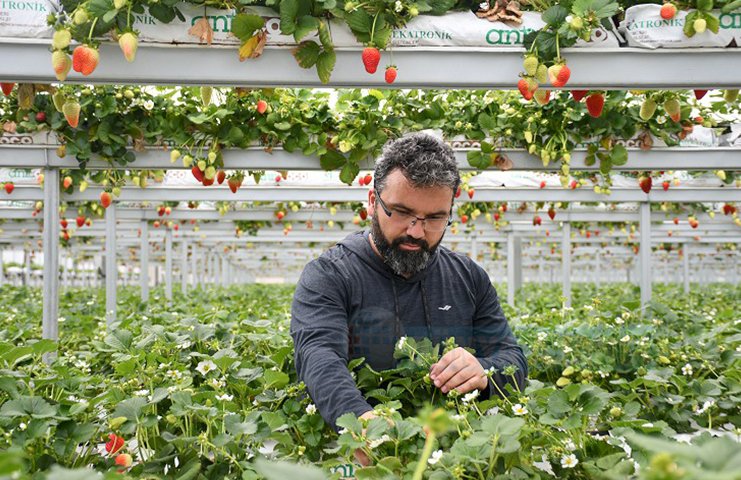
[562,222,572,308]
[639,203,652,310]
[105,203,117,325]
[23,248,31,286]
[181,240,188,294]
[683,243,690,294]
[42,168,60,362]
[165,228,172,303]
[191,244,197,288]
[140,220,149,302]
[506,233,522,307]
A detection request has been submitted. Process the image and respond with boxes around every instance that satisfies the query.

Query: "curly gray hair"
[374,133,460,197]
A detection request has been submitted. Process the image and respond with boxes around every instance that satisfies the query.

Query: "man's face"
[368,170,454,277]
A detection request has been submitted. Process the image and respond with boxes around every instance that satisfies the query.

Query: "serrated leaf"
[254,459,326,480]
[467,151,490,170]
[279,0,299,35]
[340,161,360,185]
[232,14,265,41]
[345,9,372,33]
[112,397,148,422]
[706,13,720,33]
[293,41,321,68]
[611,144,628,165]
[541,5,569,26]
[697,0,713,11]
[102,9,118,23]
[478,112,496,131]
[320,150,346,170]
[0,396,56,418]
[148,3,176,23]
[316,49,336,84]
[684,11,698,37]
[294,15,319,42]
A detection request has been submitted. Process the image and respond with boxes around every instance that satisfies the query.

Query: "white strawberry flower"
[561,454,578,469]
[512,404,528,416]
[462,390,479,404]
[428,449,443,465]
[305,403,317,415]
[196,360,217,376]
[681,363,693,376]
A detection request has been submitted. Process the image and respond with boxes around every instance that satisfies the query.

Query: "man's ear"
[367,188,376,217]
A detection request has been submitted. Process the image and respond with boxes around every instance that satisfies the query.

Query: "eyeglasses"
[374,189,452,233]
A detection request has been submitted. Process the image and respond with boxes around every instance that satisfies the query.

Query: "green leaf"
[355,466,390,479]
[335,412,363,434]
[547,390,571,415]
[293,41,321,68]
[320,150,346,170]
[316,49,336,84]
[340,161,360,185]
[610,144,628,165]
[148,3,176,23]
[697,0,713,11]
[232,14,265,42]
[480,415,525,437]
[467,151,491,170]
[684,11,698,37]
[0,396,56,418]
[599,156,612,175]
[345,9,372,33]
[478,112,496,132]
[541,5,569,27]
[41,466,102,480]
[705,13,720,34]
[112,397,148,422]
[254,459,326,480]
[294,15,319,42]
[102,9,118,23]
[279,0,299,35]
[174,458,201,480]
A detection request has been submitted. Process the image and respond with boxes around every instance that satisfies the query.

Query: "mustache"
[392,236,429,249]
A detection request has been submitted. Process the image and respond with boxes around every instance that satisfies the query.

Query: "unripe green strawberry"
[523,55,538,76]
[197,160,207,171]
[52,91,65,113]
[693,18,707,33]
[204,166,216,180]
[118,32,138,63]
[535,64,548,84]
[114,0,127,9]
[170,149,181,163]
[663,98,681,122]
[562,366,575,377]
[534,89,550,105]
[639,98,657,120]
[52,29,71,50]
[556,376,571,387]
[73,9,88,25]
[724,89,739,103]
[51,51,71,81]
[201,86,213,107]
[570,16,584,30]
[182,155,193,168]
[62,100,81,128]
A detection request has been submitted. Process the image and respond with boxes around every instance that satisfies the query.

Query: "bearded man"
[291,133,527,431]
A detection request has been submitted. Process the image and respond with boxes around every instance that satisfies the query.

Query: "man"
[291,133,527,432]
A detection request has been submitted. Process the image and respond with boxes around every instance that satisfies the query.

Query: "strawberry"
[693,18,707,33]
[547,63,570,87]
[673,217,679,225]
[72,45,99,76]
[100,191,112,209]
[63,176,72,189]
[493,212,500,221]
[460,214,468,224]
[533,215,542,226]
[662,180,670,191]
[467,188,475,199]
[114,453,132,468]
[523,55,538,76]
[694,89,708,100]
[76,216,85,227]
[638,175,652,194]
[534,89,550,105]
[202,176,214,186]
[535,64,548,84]
[723,89,739,103]
[60,218,68,229]
[363,174,372,185]
[165,206,171,215]
[153,220,160,228]
[276,211,285,220]
[217,170,226,185]
[585,93,605,118]
[228,176,240,193]
[256,99,268,114]
[201,86,213,107]
[722,203,736,215]
[85,218,92,227]
[35,112,46,123]
[52,29,72,50]
[689,218,699,229]
[62,100,81,128]
[570,90,588,102]
[539,180,546,189]
[384,66,397,84]
[359,208,368,220]
[517,77,538,101]
[547,208,556,220]
[663,98,681,122]
[51,51,72,81]
[118,32,138,63]
[191,166,204,182]
[455,186,461,198]
[361,47,380,74]
[639,98,657,120]
[660,2,677,19]
[157,206,165,216]
[0,83,14,96]
[4,182,14,194]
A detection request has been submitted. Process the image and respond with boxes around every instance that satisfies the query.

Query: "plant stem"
[411,432,436,480]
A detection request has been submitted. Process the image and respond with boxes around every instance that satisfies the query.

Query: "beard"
[370,214,443,277]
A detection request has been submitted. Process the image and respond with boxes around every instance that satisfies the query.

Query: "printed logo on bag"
[192,14,236,33]
[329,463,355,480]
[0,1,49,13]
[485,27,536,45]
[393,28,453,46]
[719,12,741,29]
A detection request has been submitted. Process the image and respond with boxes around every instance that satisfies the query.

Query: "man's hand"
[354,410,377,467]
[429,347,488,394]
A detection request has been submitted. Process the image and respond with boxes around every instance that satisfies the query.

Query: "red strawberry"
[547,208,556,220]
[673,217,679,225]
[660,2,677,19]
[493,212,500,221]
[217,170,226,185]
[63,176,72,189]
[361,47,380,74]
[689,218,699,229]
[547,63,570,87]
[517,77,538,101]
[228,177,240,193]
[157,206,165,216]
[455,186,461,198]
[359,208,368,220]
[586,93,605,118]
[533,215,542,226]
[100,191,112,208]
[115,453,133,468]
[62,101,81,128]
[276,211,285,220]
[118,32,138,63]
[571,90,588,102]
[60,218,68,229]
[256,100,268,114]
[539,180,546,189]
[35,112,46,123]
[4,182,14,194]
[467,188,474,199]
[638,175,652,194]
[722,203,736,215]
[664,98,681,122]
[460,214,468,224]
[202,176,214,186]
[105,434,124,454]
[76,215,85,227]
[191,166,204,182]
[662,180,670,191]
[534,89,550,105]
[72,45,99,76]
[0,83,14,96]
[694,89,708,100]
[384,66,397,84]
[363,174,372,185]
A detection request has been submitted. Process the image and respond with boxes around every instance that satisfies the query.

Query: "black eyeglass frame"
[373,188,453,232]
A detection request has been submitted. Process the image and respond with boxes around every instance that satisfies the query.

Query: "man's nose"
[407,219,426,238]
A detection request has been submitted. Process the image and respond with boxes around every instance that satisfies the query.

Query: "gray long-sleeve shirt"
[290,230,527,428]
